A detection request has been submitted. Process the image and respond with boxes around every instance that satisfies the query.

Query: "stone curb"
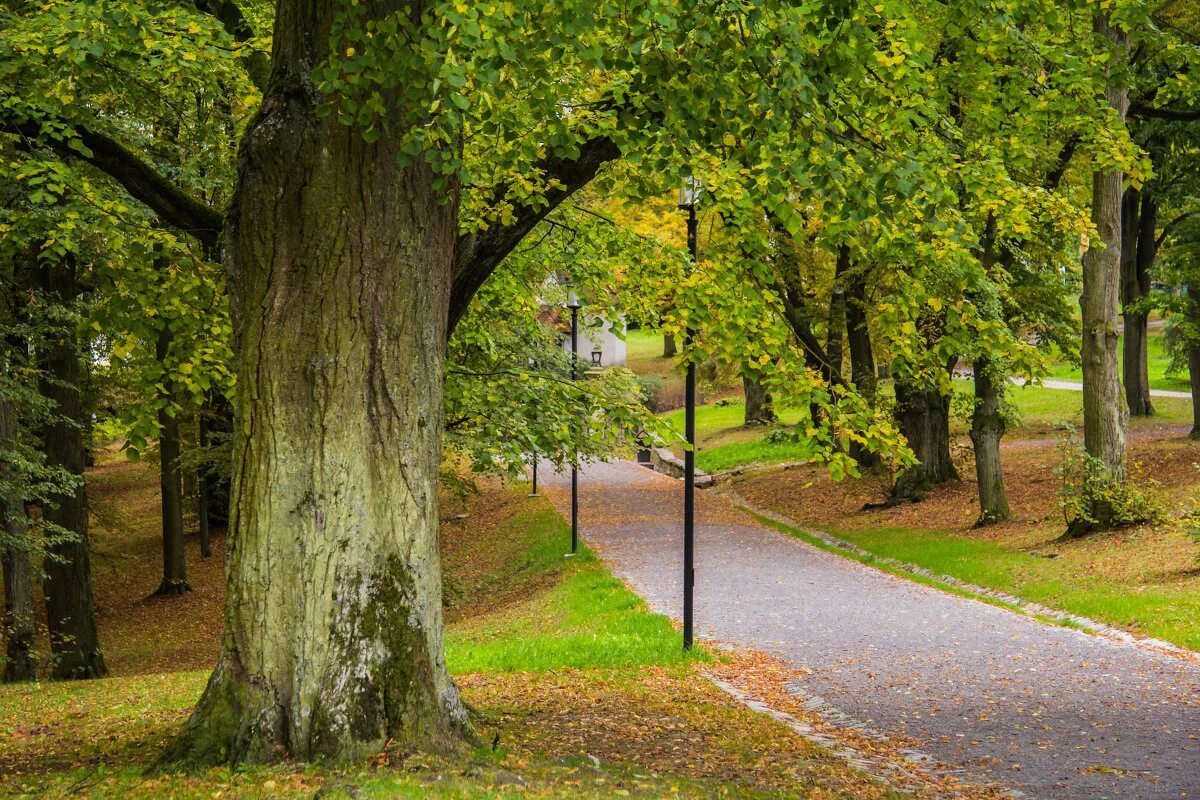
[648,447,715,486]
[719,489,1198,664]
[706,672,1027,799]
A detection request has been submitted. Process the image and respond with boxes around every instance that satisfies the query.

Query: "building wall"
[563,315,627,368]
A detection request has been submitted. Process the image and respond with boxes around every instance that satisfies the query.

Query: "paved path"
[1010,376,1192,400]
[538,460,1200,800]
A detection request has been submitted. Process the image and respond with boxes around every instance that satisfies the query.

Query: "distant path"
[539,460,1200,800]
[1011,377,1192,400]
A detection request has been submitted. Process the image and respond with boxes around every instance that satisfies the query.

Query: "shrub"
[1055,431,1165,537]
[636,375,665,413]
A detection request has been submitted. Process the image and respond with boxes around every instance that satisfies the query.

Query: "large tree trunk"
[1073,12,1130,537]
[889,372,958,503]
[743,371,775,425]
[37,256,106,680]
[1121,189,1155,417]
[969,357,1010,526]
[1080,12,1129,488]
[1,399,37,682]
[170,1,467,765]
[155,326,190,595]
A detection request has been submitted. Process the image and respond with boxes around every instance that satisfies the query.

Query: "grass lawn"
[1046,330,1191,393]
[0,459,906,800]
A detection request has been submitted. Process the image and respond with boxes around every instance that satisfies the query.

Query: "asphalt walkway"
[539,460,1200,800]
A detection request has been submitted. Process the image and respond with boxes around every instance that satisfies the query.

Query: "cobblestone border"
[720,489,1198,664]
[706,671,1027,799]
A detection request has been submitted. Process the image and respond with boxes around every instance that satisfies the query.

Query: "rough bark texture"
[1121,189,1155,417]
[170,0,468,765]
[37,257,106,680]
[969,357,1010,526]
[1080,12,1130,486]
[845,267,876,401]
[155,326,190,595]
[890,373,958,504]
[1,399,37,682]
[742,372,775,425]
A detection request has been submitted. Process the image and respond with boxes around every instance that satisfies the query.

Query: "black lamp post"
[678,176,700,651]
[567,284,582,556]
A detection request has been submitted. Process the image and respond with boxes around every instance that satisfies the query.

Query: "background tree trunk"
[825,246,850,381]
[197,405,212,559]
[1080,12,1129,490]
[1,398,37,682]
[37,256,106,680]
[845,262,879,469]
[889,372,958,503]
[155,325,189,595]
[662,331,677,358]
[969,357,1010,526]
[170,0,468,764]
[1121,189,1155,416]
[743,371,775,425]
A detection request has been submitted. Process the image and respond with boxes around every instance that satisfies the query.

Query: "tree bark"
[662,331,677,358]
[969,357,1010,526]
[155,326,190,595]
[1121,189,1155,416]
[844,259,879,470]
[890,372,957,503]
[37,256,106,680]
[1,398,37,682]
[169,0,468,764]
[826,246,849,382]
[1080,11,1130,488]
[743,371,775,425]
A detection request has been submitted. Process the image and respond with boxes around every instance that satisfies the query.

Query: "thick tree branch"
[1,115,224,247]
[1044,136,1079,192]
[1129,101,1200,122]
[447,135,621,337]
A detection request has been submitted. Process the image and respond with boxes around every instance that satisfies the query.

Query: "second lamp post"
[678,177,700,651]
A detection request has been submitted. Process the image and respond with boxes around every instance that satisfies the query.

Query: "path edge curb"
[716,488,1197,663]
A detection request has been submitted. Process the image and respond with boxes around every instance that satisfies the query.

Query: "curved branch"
[1129,101,1200,122]
[2,116,224,247]
[448,134,621,337]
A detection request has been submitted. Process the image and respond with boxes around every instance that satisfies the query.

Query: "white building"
[562,314,627,369]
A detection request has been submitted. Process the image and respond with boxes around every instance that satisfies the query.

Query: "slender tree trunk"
[1080,11,1129,488]
[1073,12,1130,536]
[969,357,1010,526]
[37,256,106,680]
[663,331,677,358]
[170,1,467,764]
[826,246,850,381]
[844,261,879,469]
[155,326,189,595]
[1188,287,1200,440]
[197,405,212,559]
[889,372,957,503]
[1122,189,1155,416]
[743,371,775,425]
[1,399,37,682]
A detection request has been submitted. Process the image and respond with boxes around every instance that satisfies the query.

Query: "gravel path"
[1010,376,1192,400]
[537,460,1200,800]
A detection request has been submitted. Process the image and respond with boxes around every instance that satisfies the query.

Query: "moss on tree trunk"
[169,0,468,764]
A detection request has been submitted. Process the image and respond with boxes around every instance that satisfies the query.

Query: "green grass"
[808,525,1200,651]
[970,381,1193,435]
[624,327,669,363]
[447,544,702,673]
[1047,330,1191,392]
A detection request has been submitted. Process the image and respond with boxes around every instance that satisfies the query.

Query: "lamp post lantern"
[567,285,582,556]
[678,176,700,651]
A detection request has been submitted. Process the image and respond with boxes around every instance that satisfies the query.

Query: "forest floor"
[0,454,1000,799]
